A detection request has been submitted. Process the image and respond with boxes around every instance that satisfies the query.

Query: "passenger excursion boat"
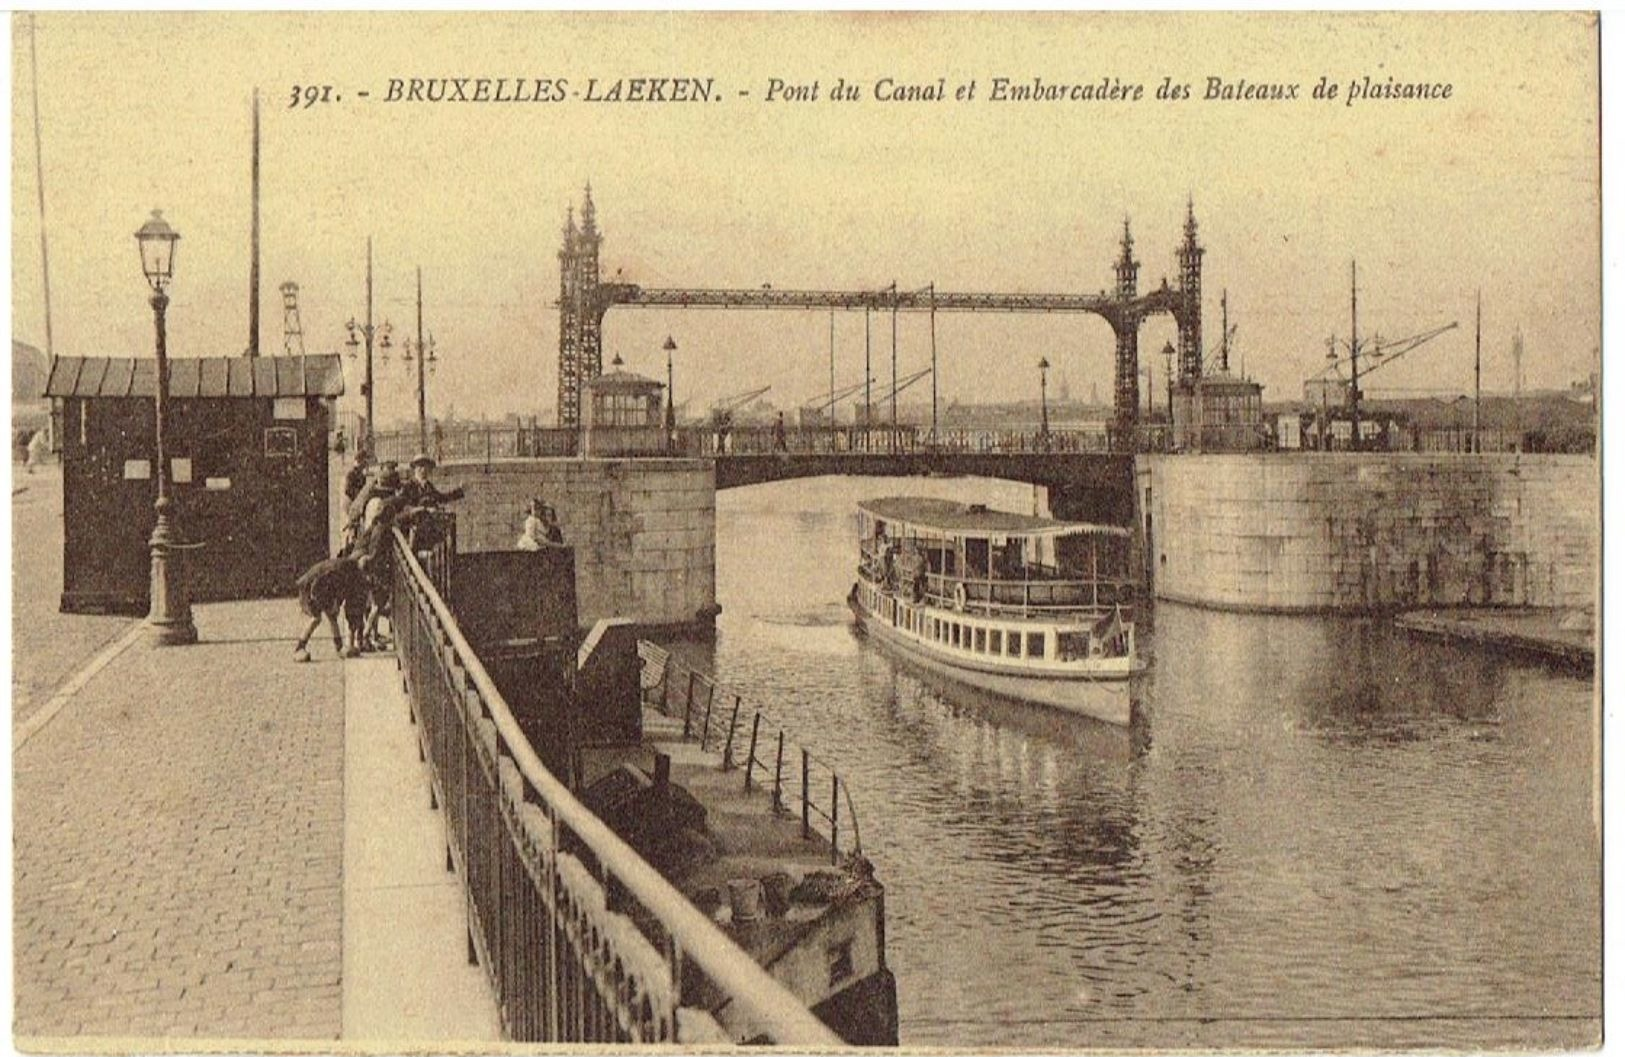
[848,497,1141,726]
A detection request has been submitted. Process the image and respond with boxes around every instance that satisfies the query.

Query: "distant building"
[12,339,52,454]
[1303,377,1350,408]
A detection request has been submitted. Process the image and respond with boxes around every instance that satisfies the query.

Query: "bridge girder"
[556,190,1207,442]
[592,282,1187,329]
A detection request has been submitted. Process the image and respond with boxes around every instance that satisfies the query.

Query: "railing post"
[830,776,840,863]
[744,712,762,790]
[700,687,714,752]
[773,731,785,813]
[682,670,696,738]
[800,749,811,840]
[721,697,741,770]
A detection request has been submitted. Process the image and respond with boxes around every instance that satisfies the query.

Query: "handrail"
[391,528,840,1045]
[639,645,861,862]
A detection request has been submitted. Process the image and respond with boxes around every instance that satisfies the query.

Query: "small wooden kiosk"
[47,354,345,613]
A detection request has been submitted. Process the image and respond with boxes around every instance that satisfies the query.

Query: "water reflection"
[692,476,1597,1048]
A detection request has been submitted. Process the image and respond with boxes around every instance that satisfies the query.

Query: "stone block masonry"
[1140,453,1596,612]
[434,457,716,630]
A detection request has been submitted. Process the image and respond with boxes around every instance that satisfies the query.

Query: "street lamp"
[342,236,392,452]
[1038,356,1051,448]
[135,209,197,646]
[663,335,677,448]
[400,266,436,452]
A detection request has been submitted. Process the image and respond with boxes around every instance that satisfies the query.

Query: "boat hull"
[848,589,1134,726]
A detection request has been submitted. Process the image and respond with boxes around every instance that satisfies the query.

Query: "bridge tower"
[557,184,604,428]
[1112,218,1142,435]
[1177,198,1205,383]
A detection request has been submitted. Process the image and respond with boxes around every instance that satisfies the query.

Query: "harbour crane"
[802,376,874,415]
[866,367,933,405]
[707,385,772,427]
[799,376,875,426]
[1312,320,1460,388]
[1309,318,1458,450]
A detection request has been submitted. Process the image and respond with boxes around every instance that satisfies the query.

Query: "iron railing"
[390,528,840,1045]
[372,421,1166,461]
[637,642,861,864]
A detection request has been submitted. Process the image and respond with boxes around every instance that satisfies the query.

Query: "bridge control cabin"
[1172,370,1266,452]
[582,355,668,457]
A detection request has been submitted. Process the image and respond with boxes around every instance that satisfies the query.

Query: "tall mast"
[1220,289,1230,373]
[247,88,261,357]
[29,14,54,360]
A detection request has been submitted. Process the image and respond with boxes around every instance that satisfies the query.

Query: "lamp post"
[400,266,437,453]
[135,209,197,646]
[1038,356,1051,449]
[663,335,677,450]
[343,237,392,452]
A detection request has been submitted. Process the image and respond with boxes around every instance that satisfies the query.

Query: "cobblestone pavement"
[10,466,136,730]
[13,599,346,1041]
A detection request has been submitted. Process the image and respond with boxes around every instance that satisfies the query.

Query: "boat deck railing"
[859,540,1135,618]
[390,527,841,1046]
[637,642,861,864]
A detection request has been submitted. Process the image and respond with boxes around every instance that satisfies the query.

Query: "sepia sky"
[9,11,1601,426]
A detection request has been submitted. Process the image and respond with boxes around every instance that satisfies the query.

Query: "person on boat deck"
[998,541,1024,578]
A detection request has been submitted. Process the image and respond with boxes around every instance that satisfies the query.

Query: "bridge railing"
[376,420,1169,461]
[389,528,841,1046]
[636,642,861,864]
[374,426,580,463]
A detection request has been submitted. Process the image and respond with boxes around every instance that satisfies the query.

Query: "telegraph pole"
[29,15,54,361]
[1472,289,1482,455]
[1349,261,1361,452]
[889,281,898,451]
[929,282,938,446]
[247,88,261,357]
[415,266,427,452]
[1513,328,1524,453]
[828,309,835,442]
[365,238,375,447]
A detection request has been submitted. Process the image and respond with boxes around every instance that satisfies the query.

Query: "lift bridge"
[557,185,1211,443]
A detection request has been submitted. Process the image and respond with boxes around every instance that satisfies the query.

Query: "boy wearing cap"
[399,453,465,508]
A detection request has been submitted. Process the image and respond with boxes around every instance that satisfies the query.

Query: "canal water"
[671,475,1599,1050]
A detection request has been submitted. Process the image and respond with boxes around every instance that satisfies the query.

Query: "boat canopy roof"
[858,497,1130,540]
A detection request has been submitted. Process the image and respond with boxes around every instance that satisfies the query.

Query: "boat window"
[1006,631,1019,657]
[953,623,963,648]
[965,538,990,579]
[1058,631,1089,661]
[1027,631,1046,659]
[974,628,986,653]
[991,629,1003,654]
